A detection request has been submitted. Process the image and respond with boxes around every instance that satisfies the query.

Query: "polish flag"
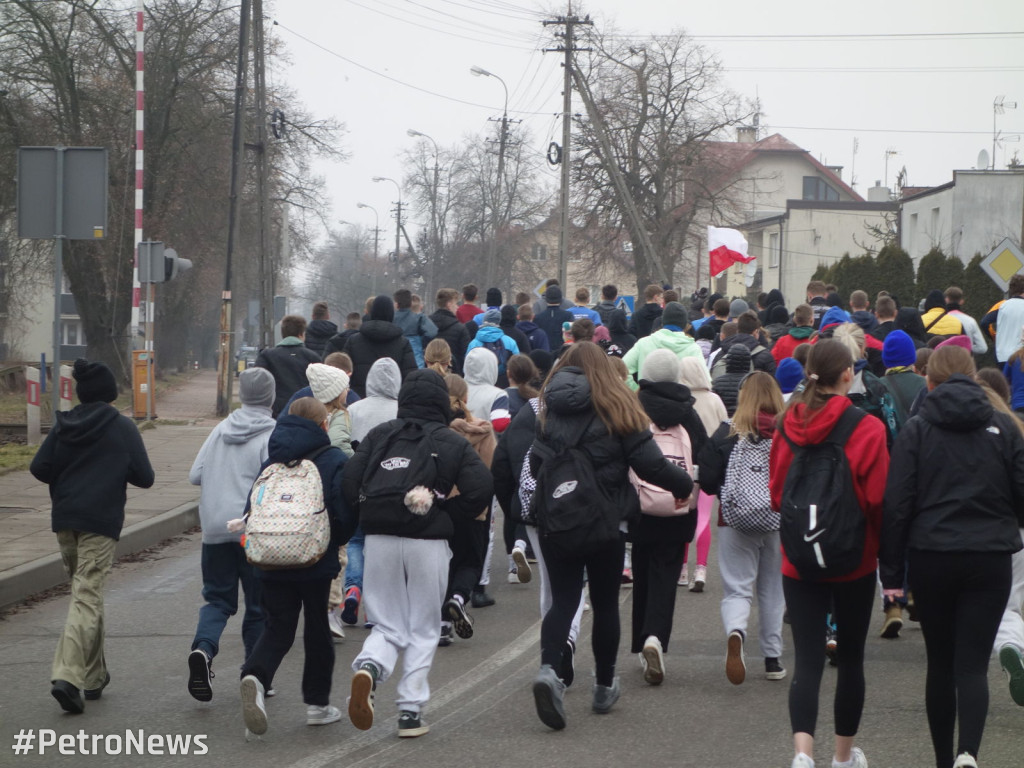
[708,226,754,277]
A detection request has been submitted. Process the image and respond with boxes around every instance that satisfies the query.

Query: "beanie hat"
[936,334,972,352]
[306,363,349,404]
[73,358,118,404]
[768,305,790,325]
[485,287,503,308]
[500,305,517,324]
[545,285,563,304]
[819,306,851,331]
[728,298,749,318]
[482,308,501,326]
[924,289,945,312]
[529,348,553,378]
[238,367,275,408]
[661,301,689,329]
[370,294,395,323]
[640,348,680,383]
[775,357,804,394]
[882,330,917,368]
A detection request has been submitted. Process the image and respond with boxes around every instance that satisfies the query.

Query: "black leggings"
[908,549,1012,768]
[783,572,875,738]
[540,535,625,686]
[630,513,695,653]
[502,513,529,556]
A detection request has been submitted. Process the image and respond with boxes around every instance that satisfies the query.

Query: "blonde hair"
[424,338,452,376]
[832,323,865,360]
[444,373,469,419]
[288,397,328,425]
[731,372,784,439]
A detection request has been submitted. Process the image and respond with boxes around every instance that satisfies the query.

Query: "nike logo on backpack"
[804,529,826,543]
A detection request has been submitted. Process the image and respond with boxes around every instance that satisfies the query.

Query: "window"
[909,212,918,254]
[61,319,82,346]
[930,207,940,237]
[768,232,779,269]
[802,176,839,202]
[530,244,547,262]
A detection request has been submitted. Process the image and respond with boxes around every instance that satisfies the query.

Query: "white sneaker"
[306,704,342,726]
[690,564,707,593]
[792,754,815,768]
[641,635,665,685]
[507,568,519,584]
[677,563,689,587]
[833,747,868,768]
[952,754,977,768]
[240,675,268,735]
[512,546,532,583]
[328,607,346,642]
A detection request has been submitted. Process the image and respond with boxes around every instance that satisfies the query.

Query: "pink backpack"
[629,423,693,516]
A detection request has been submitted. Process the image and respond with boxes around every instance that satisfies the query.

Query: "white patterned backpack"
[245,446,332,568]
[719,434,779,534]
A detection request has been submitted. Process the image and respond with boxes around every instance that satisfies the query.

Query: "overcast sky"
[269,0,1024,259]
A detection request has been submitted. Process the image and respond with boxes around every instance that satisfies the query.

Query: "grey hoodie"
[465,347,509,426]
[189,404,276,544]
[348,357,401,444]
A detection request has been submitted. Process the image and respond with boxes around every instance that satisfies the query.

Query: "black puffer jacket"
[607,309,637,353]
[342,370,493,540]
[628,303,663,339]
[255,341,323,417]
[880,374,1024,589]
[492,397,538,525]
[637,379,709,460]
[304,319,338,357]
[712,345,751,417]
[719,332,776,374]
[343,320,417,398]
[429,308,470,374]
[529,367,693,521]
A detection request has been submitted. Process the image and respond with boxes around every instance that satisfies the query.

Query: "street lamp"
[407,128,441,301]
[470,65,509,291]
[356,202,379,295]
[372,176,402,279]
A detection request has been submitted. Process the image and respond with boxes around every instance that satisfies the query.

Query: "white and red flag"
[708,226,754,277]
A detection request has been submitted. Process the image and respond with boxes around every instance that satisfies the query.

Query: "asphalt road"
[0,531,1020,768]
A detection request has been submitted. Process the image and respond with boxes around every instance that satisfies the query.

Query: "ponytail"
[783,339,853,424]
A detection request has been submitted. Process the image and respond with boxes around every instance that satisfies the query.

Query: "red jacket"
[770,396,889,582]
[456,304,484,324]
[772,329,814,363]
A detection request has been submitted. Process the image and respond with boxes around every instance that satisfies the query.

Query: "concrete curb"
[0,501,199,611]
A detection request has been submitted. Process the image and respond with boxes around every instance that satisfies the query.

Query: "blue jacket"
[249,414,356,581]
[570,305,602,325]
[393,309,438,368]
[466,325,520,371]
[516,321,550,352]
[1005,361,1024,411]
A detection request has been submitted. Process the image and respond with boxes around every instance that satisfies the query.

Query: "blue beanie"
[819,306,850,330]
[775,357,804,394]
[882,330,917,368]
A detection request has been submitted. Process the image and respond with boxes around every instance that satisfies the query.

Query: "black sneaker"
[349,662,379,731]
[445,598,474,638]
[84,672,110,701]
[51,680,84,714]
[187,649,214,702]
[470,588,495,608]
[398,709,429,738]
[559,639,576,688]
[438,624,453,647]
[765,657,787,681]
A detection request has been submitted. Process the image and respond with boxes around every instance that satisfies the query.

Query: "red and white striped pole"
[131,0,144,340]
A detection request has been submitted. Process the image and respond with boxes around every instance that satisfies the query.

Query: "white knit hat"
[306,363,349,404]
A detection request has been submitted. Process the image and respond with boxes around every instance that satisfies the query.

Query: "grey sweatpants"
[717,526,785,658]
[995,529,1024,654]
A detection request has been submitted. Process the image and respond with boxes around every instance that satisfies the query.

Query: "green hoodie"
[788,326,814,340]
[623,328,705,391]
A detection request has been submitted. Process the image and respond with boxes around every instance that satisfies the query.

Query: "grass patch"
[0,444,39,472]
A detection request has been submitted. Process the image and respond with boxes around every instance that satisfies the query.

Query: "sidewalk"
[0,369,224,608]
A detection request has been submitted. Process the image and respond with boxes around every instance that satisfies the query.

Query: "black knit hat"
[661,301,689,329]
[485,287,503,307]
[73,358,118,404]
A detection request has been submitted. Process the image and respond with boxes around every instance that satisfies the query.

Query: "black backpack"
[481,337,510,374]
[357,420,442,531]
[778,407,867,580]
[529,417,621,557]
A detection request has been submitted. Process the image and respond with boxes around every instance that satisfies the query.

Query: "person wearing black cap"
[342,295,417,398]
[534,286,575,352]
[30,359,155,714]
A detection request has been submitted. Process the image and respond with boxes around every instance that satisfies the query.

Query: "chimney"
[825,165,843,180]
[736,126,756,143]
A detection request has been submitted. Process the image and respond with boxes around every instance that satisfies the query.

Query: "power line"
[724,65,1024,74]
[343,0,536,49]
[772,125,1016,136]
[605,30,1024,41]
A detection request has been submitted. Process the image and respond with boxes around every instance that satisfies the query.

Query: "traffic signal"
[138,241,192,283]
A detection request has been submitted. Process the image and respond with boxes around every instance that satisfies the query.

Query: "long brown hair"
[783,339,853,421]
[444,373,469,420]
[731,371,784,439]
[506,354,539,400]
[542,341,649,436]
[424,338,452,376]
[926,345,975,387]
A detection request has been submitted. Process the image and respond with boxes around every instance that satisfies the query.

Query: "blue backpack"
[481,337,510,374]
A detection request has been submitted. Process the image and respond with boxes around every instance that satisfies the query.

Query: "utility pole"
[544,9,591,289]
[217,0,251,417]
[252,0,273,350]
[394,200,402,273]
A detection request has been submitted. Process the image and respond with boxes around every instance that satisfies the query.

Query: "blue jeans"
[344,526,365,592]
[192,542,264,660]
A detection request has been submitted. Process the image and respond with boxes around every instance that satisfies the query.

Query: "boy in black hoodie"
[31,359,155,714]
[343,295,417,398]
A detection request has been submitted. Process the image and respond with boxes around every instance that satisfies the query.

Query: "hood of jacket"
[544,366,592,416]
[849,310,877,333]
[720,333,764,356]
[53,402,120,446]
[365,357,402,400]
[473,324,506,344]
[788,326,815,340]
[450,416,495,455]
[919,374,994,432]
[430,308,459,333]
[221,405,277,444]
[465,346,499,386]
[267,413,330,463]
[678,356,712,392]
[647,328,699,356]
[357,319,404,344]
[764,289,785,309]
[637,380,695,428]
[306,319,337,341]
[780,394,852,447]
[517,320,540,335]
[608,310,630,335]
[725,344,752,374]
[397,369,452,424]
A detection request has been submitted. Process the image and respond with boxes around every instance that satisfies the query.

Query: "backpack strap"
[923,309,949,333]
[283,444,333,468]
[824,406,866,447]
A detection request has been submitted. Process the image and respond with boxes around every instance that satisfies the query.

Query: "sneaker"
[306,704,341,726]
[84,671,110,701]
[328,607,346,642]
[834,747,868,768]
[592,677,621,714]
[398,709,429,738]
[445,597,474,639]
[999,644,1024,706]
[880,604,903,639]
[532,664,567,730]
[438,623,454,647]
[348,663,378,731]
[187,649,214,702]
[470,588,495,608]
[952,753,978,768]
[765,657,787,681]
[726,630,746,685]
[906,595,919,623]
[512,546,532,583]
[677,563,689,587]
[689,564,707,593]
[341,586,361,625]
[51,680,84,714]
[559,639,576,688]
[507,568,519,584]
[240,675,268,735]
[641,635,665,685]
[621,567,633,585]
[791,754,815,768]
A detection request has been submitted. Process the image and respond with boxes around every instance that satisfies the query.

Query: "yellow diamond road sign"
[981,238,1024,292]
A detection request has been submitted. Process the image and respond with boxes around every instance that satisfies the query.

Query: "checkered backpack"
[719,433,779,535]
[245,446,332,569]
